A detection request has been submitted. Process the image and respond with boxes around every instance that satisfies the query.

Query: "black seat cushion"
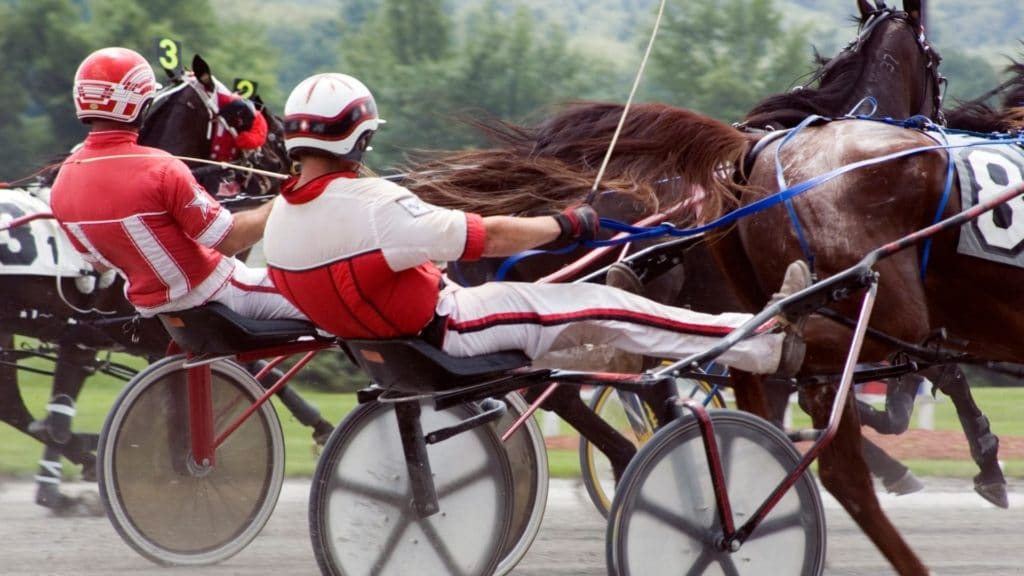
[345,339,530,392]
[158,302,323,355]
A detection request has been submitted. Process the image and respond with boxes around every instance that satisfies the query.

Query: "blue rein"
[492,115,1024,282]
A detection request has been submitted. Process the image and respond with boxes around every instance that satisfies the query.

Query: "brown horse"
[409,0,963,490]
[411,108,1024,576]
[402,12,1024,576]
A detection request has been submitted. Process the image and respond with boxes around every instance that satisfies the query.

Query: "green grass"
[2,354,1023,480]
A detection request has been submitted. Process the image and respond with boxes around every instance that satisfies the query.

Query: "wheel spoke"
[635,494,711,543]
[417,517,469,576]
[435,463,491,500]
[748,510,803,539]
[368,515,413,573]
[333,477,407,507]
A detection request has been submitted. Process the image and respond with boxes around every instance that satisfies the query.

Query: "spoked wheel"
[310,398,517,576]
[607,409,826,576]
[579,377,726,517]
[98,355,285,565]
[493,392,549,575]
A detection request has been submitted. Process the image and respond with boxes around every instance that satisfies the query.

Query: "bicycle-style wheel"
[310,398,516,576]
[607,409,826,576]
[98,355,285,566]
[579,377,725,516]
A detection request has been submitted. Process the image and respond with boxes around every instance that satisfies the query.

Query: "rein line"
[584,0,667,204]
[68,153,288,180]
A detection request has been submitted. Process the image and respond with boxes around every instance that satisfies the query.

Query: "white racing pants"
[435,282,784,375]
[209,260,306,321]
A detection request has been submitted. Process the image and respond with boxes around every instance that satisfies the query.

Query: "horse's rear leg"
[250,360,334,445]
[0,333,37,431]
[521,384,637,482]
[861,437,923,495]
[33,345,102,516]
[803,385,929,575]
[0,335,97,473]
[30,344,93,445]
[926,364,1007,508]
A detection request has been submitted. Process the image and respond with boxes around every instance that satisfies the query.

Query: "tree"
[334,0,611,170]
[0,0,92,179]
[644,0,812,121]
[88,0,281,105]
[940,49,1002,105]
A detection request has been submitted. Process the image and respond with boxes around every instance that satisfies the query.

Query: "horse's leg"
[32,344,102,515]
[729,370,772,419]
[521,384,637,482]
[802,385,929,575]
[925,363,1007,508]
[0,333,37,431]
[861,436,924,495]
[853,374,925,494]
[249,360,334,445]
[0,335,97,472]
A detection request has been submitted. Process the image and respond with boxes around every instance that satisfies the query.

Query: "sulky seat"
[158,302,326,355]
[344,339,530,393]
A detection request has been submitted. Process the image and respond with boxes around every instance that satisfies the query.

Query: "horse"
[0,54,328,515]
[400,5,1024,574]
[406,0,986,495]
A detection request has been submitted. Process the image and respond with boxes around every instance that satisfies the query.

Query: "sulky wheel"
[492,392,549,575]
[579,377,726,517]
[98,355,285,565]
[606,409,826,576]
[310,398,518,576]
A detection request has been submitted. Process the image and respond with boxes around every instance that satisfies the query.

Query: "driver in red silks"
[210,89,268,163]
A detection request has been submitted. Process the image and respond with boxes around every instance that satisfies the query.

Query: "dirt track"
[0,477,1021,575]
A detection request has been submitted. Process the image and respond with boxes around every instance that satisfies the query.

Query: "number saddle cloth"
[939,132,1024,267]
[0,185,92,280]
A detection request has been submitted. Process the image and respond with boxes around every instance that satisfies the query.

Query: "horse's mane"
[743,50,865,129]
[406,101,756,223]
[945,59,1024,133]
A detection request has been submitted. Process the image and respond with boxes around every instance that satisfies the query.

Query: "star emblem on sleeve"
[187,184,212,219]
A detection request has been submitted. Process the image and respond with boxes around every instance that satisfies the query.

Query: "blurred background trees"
[1,0,1021,389]
[1,0,1021,178]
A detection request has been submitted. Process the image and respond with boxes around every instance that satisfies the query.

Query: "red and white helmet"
[73,47,158,123]
[283,73,384,158]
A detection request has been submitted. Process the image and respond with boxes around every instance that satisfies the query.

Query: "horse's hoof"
[605,262,645,295]
[37,486,104,517]
[883,469,925,496]
[974,480,1009,509]
[80,457,98,483]
[312,420,334,446]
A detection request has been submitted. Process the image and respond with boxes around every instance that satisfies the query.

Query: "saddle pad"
[946,132,1024,267]
[0,186,91,277]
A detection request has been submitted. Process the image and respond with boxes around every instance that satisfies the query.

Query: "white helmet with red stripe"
[73,47,158,123]
[283,73,384,159]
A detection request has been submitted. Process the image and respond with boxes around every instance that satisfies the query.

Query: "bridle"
[145,74,291,195]
[796,5,946,124]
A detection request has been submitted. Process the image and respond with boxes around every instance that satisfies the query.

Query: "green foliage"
[333,0,611,171]
[285,349,370,393]
[643,0,812,121]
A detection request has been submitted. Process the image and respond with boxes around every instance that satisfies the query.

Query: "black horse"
[0,54,329,515]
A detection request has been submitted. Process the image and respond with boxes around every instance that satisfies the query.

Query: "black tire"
[606,409,826,576]
[98,355,284,566]
[310,399,516,576]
